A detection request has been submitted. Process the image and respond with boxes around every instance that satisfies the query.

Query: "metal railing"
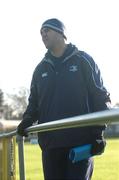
[0,108,119,180]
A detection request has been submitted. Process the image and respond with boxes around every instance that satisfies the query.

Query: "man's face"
[40,27,61,50]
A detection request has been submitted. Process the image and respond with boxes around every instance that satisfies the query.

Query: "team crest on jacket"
[41,72,48,78]
[69,65,78,72]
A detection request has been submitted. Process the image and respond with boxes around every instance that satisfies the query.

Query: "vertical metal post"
[17,135,26,180]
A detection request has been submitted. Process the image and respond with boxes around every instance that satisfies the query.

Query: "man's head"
[40,18,67,50]
[40,18,66,39]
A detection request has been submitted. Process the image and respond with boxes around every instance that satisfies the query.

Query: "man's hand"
[91,127,106,156]
[17,116,33,137]
[17,118,32,137]
[17,122,28,137]
[91,137,106,155]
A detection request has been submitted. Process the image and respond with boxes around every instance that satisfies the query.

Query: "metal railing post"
[17,135,25,180]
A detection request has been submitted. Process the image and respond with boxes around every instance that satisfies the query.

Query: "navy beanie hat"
[41,18,67,39]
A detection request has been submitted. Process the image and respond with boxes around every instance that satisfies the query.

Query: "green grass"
[16,143,43,180]
[16,139,119,180]
[92,138,119,180]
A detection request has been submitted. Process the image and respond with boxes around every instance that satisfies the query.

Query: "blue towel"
[69,144,92,163]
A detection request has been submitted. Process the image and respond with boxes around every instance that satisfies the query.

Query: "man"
[17,18,111,179]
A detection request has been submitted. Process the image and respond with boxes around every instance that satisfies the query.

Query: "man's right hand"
[17,121,28,137]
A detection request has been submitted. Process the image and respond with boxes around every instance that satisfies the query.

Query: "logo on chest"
[41,72,48,78]
[69,65,78,72]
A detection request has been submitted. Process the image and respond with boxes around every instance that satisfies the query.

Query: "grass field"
[16,139,119,180]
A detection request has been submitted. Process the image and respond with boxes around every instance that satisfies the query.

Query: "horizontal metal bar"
[0,130,16,138]
[26,109,119,134]
[0,108,119,138]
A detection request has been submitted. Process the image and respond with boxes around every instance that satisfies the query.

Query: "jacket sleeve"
[80,52,111,148]
[81,52,111,112]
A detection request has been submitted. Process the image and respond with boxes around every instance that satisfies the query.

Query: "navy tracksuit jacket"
[23,43,110,150]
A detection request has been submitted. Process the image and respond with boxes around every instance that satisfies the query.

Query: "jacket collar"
[42,43,80,66]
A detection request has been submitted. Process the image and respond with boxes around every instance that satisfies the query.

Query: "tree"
[114,103,119,108]
[4,87,29,120]
[0,89,4,107]
[0,89,4,118]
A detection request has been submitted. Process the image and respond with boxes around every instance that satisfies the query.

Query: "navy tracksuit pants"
[42,147,94,180]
